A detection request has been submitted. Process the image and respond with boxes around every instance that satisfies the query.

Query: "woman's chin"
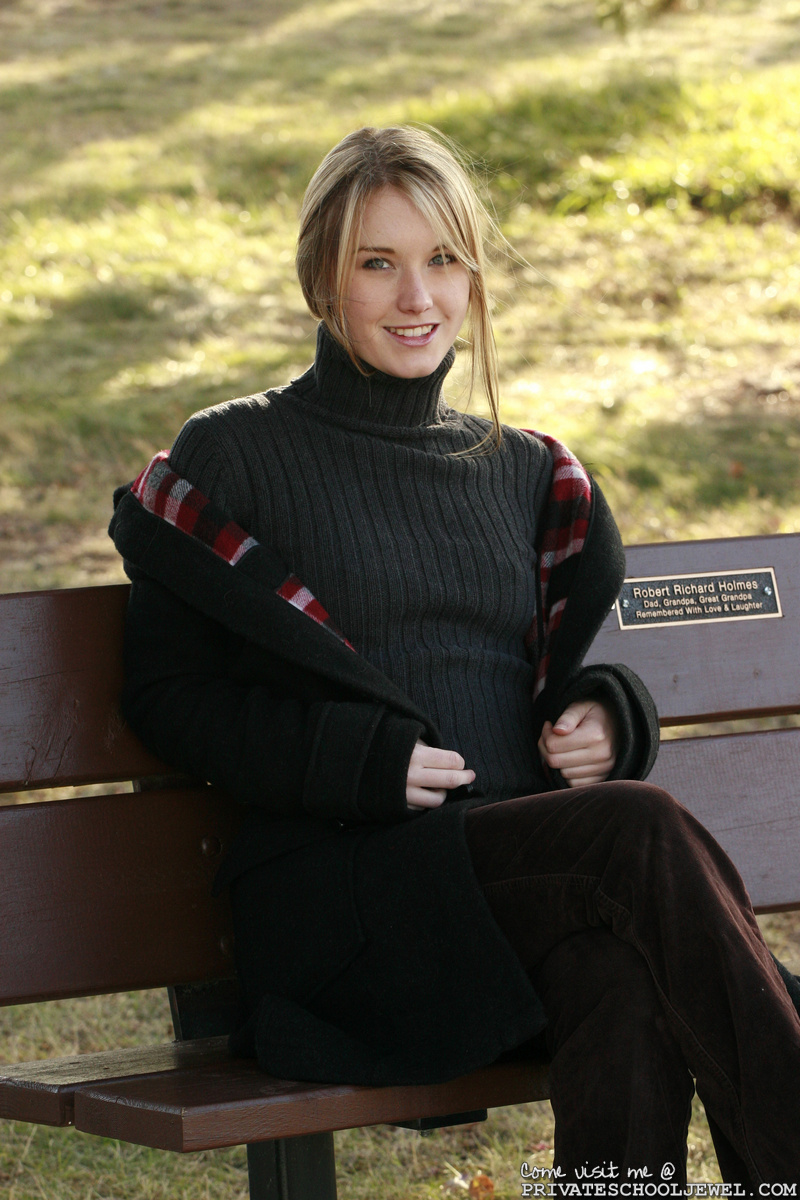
[360,337,450,378]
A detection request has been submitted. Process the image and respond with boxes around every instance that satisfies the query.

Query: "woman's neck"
[295,323,456,428]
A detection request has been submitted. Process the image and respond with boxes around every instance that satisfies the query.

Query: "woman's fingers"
[558,757,617,783]
[538,700,619,787]
[540,742,616,770]
[540,733,616,782]
[408,743,471,784]
[539,712,610,757]
[406,742,475,809]
[407,788,448,810]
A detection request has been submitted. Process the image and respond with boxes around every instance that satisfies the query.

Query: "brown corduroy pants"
[464,781,800,1187]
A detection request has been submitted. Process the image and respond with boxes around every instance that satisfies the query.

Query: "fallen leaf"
[441,1166,470,1192]
[469,1174,494,1199]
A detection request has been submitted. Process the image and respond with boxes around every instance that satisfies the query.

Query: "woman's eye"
[362,257,391,270]
[431,252,457,266]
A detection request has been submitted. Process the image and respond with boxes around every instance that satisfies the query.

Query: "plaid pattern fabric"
[276,575,355,650]
[131,451,258,566]
[131,451,353,649]
[523,432,593,698]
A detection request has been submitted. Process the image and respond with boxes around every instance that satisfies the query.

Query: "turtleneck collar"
[293,322,456,429]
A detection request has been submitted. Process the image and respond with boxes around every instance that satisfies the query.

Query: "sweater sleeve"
[121,572,424,822]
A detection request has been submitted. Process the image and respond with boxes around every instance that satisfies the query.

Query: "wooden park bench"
[1,531,798,1199]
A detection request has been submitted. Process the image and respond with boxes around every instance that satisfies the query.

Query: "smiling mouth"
[384,323,438,343]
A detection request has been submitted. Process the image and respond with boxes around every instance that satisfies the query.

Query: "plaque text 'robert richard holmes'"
[616,568,782,630]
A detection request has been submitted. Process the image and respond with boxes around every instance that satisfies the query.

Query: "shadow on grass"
[423,74,684,196]
[604,406,800,511]
[8,72,689,221]
[0,279,303,485]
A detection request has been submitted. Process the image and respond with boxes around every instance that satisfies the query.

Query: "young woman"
[110,125,800,1186]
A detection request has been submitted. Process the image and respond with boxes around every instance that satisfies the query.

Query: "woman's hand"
[407,741,475,810]
[538,698,618,787]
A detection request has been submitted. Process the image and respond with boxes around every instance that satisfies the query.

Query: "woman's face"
[342,185,471,378]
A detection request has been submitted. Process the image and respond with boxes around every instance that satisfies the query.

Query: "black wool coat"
[109,440,660,1086]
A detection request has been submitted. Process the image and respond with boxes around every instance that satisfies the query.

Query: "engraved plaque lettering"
[616,568,782,630]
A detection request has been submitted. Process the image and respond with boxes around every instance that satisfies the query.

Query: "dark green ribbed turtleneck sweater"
[170,324,553,803]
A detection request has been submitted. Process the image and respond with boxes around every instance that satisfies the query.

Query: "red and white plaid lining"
[131,451,258,566]
[275,575,355,649]
[523,432,592,698]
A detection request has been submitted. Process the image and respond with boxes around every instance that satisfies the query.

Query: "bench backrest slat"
[0,788,238,1005]
[587,533,799,724]
[649,727,800,912]
[0,586,166,791]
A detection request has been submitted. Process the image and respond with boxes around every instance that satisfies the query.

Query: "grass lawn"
[1,0,799,1195]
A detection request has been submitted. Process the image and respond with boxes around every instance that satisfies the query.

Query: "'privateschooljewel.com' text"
[519,1162,798,1197]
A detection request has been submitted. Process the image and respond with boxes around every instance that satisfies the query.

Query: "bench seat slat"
[649,728,800,912]
[71,1057,549,1152]
[0,1037,230,1127]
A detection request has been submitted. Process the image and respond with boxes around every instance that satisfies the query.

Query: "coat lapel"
[110,456,437,733]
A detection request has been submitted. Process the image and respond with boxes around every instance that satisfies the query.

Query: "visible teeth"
[387,324,434,337]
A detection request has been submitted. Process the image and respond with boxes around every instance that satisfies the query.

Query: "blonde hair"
[296,125,502,449]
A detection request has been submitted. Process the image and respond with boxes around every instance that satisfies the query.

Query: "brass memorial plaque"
[616,568,782,630]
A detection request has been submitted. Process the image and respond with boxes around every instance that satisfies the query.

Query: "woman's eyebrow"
[356,244,449,254]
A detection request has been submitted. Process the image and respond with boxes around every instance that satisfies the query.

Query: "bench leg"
[247,1133,338,1200]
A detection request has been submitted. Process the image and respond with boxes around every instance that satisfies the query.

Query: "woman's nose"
[397,269,432,313]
